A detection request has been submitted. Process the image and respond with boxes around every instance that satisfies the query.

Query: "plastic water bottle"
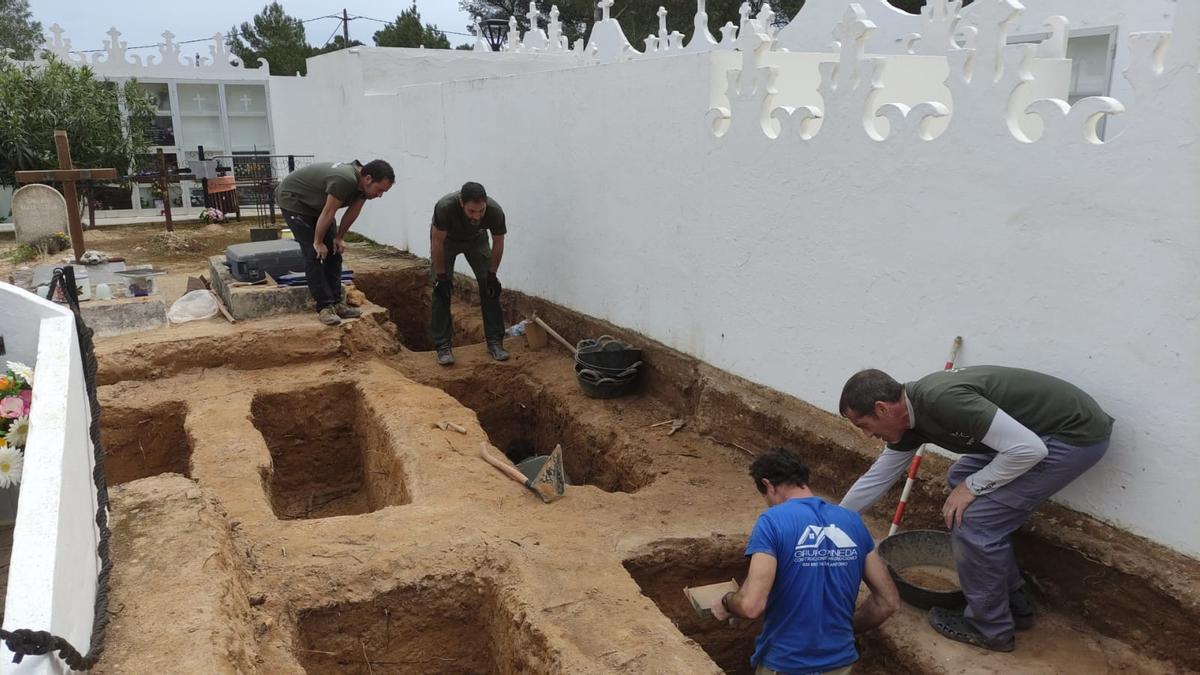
[505,320,528,337]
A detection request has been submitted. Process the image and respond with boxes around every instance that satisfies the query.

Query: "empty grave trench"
[295,573,557,674]
[437,370,653,493]
[623,538,761,673]
[100,401,192,484]
[623,538,918,675]
[251,382,409,520]
[354,269,485,352]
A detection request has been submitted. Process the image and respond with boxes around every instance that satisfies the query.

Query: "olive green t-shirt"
[276,162,362,217]
[431,192,506,241]
[889,366,1114,455]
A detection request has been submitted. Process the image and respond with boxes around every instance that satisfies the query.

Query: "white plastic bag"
[167,290,220,324]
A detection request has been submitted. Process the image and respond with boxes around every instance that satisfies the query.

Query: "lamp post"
[479,18,510,51]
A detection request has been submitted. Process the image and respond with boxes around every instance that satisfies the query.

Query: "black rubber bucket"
[877,530,966,610]
[576,336,642,371]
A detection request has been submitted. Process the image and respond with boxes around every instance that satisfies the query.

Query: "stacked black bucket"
[575,336,642,398]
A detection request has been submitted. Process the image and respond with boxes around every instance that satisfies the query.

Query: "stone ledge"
[208,255,313,321]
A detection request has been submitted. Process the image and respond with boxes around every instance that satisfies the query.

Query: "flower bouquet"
[198,207,226,224]
[0,362,33,488]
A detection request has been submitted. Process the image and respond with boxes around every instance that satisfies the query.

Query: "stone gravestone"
[11,184,68,245]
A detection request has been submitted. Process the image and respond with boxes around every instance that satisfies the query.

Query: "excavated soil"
[354,269,485,351]
[252,383,410,520]
[623,538,760,673]
[100,401,192,484]
[433,367,653,493]
[81,261,1200,674]
[297,573,553,674]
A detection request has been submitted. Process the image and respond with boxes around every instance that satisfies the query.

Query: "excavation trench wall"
[294,573,559,674]
[94,264,1200,671]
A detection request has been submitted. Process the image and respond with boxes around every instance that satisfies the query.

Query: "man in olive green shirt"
[429,181,507,365]
[838,366,1113,652]
[276,159,394,325]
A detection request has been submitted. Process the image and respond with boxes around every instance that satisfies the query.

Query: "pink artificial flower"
[0,397,22,419]
[19,390,31,407]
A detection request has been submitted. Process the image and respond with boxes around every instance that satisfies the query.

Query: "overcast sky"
[28,1,476,52]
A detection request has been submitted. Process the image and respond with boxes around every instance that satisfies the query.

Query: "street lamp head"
[479,18,511,52]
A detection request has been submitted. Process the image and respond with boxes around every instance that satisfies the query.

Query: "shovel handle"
[532,317,577,355]
[480,442,531,486]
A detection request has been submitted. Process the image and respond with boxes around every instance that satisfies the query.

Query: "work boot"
[928,606,1015,652]
[487,341,510,362]
[436,345,455,366]
[318,306,341,326]
[334,302,362,319]
[1010,587,1035,630]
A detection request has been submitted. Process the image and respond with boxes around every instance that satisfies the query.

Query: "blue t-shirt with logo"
[745,497,874,674]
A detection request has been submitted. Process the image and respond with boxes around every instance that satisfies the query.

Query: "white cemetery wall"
[0,284,99,674]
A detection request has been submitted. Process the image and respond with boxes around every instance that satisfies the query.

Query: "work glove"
[434,273,452,301]
[487,272,502,299]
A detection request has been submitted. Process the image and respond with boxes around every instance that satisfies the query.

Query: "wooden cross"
[15,130,117,261]
[127,148,185,232]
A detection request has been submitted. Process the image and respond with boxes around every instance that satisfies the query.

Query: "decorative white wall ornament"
[91,27,144,69]
[901,0,965,55]
[473,17,490,51]
[1120,1,1200,144]
[505,15,522,52]
[808,4,889,141]
[1023,96,1125,144]
[545,6,571,52]
[1037,16,1070,59]
[30,24,270,79]
[683,0,720,52]
[523,2,550,51]
[585,0,638,63]
[707,14,779,138]
[643,6,686,55]
[713,0,1149,145]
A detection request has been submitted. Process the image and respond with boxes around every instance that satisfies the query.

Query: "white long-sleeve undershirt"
[839,408,1049,513]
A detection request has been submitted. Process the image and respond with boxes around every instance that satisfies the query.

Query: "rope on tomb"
[0,266,113,670]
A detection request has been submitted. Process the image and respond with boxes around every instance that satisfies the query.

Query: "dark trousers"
[431,233,504,347]
[948,435,1110,639]
[283,209,342,311]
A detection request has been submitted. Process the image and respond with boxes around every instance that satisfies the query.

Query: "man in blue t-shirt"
[711,449,899,674]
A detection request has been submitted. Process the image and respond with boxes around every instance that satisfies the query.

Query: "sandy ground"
[91,311,1185,674]
[1,220,412,307]
[13,220,1194,673]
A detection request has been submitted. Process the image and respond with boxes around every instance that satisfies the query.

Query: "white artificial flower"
[0,444,23,488]
[5,415,29,448]
[7,362,33,386]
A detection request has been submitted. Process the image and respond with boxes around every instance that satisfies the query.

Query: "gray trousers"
[947,435,1110,640]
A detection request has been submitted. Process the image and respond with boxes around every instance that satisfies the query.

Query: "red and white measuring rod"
[887,335,963,537]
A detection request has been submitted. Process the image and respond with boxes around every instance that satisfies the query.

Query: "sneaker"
[334,302,362,319]
[318,306,341,326]
[928,606,1015,652]
[436,345,455,366]
[1010,588,1035,630]
[487,341,510,362]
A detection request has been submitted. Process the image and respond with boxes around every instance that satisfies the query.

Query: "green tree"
[313,34,364,56]
[228,2,312,76]
[0,0,42,60]
[373,3,452,49]
[0,57,156,188]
